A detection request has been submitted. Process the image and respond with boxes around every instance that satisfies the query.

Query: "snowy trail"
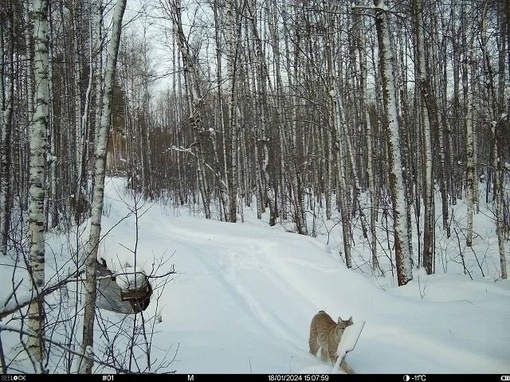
[152,221,318,351]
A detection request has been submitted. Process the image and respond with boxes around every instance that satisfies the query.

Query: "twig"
[0,270,84,320]
[0,325,131,373]
[2,279,23,308]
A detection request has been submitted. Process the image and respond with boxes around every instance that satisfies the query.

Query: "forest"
[0,0,509,374]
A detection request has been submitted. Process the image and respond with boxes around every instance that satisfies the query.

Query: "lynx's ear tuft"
[339,316,353,324]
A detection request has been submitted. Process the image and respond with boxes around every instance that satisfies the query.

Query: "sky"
[1,176,509,374]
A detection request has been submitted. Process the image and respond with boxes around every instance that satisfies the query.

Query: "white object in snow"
[332,319,365,374]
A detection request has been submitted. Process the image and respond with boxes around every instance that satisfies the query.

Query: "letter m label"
[187,375,194,381]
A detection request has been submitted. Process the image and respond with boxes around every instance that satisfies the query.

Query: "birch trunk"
[47,3,58,229]
[432,4,450,237]
[289,11,307,235]
[247,0,277,226]
[72,4,84,209]
[497,0,508,280]
[414,0,435,274]
[166,0,211,219]
[225,0,238,223]
[494,129,507,280]
[268,7,288,222]
[449,2,460,204]
[23,0,35,213]
[485,1,507,280]
[331,88,353,268]
[464,49,475,248]
[212,0,228,222]
[0,20,14,256]
[79,0,126,373]
[353,1,379,272]
[374,0,413,286]
[27,0,50,363]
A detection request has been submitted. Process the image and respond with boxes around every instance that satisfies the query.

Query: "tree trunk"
[79,0,127,373]
[212,0,229,222]
[374,0,413,286]
[27,0,50,363]
[225,0,238,223]
[247,0,277,226]
[413,0,435,274]
[166,0,211,219]
[331,88,353,268]
[0,17,14,256]
[487,1,507,280]
[464,48,475,248]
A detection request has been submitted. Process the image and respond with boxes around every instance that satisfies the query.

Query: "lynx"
[308,310,353,365]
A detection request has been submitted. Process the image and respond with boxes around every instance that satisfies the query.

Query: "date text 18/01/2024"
[268,375,329,382]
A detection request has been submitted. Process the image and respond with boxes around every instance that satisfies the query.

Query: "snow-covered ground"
[1,177,509,374]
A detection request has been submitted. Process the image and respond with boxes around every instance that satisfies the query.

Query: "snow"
[1,176,509,374]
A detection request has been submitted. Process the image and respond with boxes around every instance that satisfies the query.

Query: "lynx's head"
[335,316,353,336]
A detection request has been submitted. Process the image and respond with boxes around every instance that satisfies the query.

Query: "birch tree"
[225,0,239,223]
[413,0,435,274]
[331,86,353,268]
[267,2,289,223]
[483,0,508,279]
[464,28,475,248]
[0,8,14,257]
[431,1,450,237]
[496,0,508,280]
[373,0,413,286]
[27,0,50,363]
[283,3,308,235]
[246,0,277,226]
[163,0,212,219]
[79,0,127,373]
[353,0,380,272]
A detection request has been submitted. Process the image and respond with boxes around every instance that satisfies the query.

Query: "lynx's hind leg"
[319,344,330,362]
[309,322,319,356]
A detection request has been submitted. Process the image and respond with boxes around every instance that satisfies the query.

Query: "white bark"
[166,0,211,219]
[79,0,127,373]
[374,0,413,286]
[211,0,229,221]
[247,0,277,226]
[267,8,289,222]
[414,0,435,274]
[225,0,238,223]
[93,0,104,152]
[483,2,507,280]
[27,0,50,363]
[465,53,475,247]
[331,87,353,268]
[493,131,507,280]
[0,22,14,256]
[73,7,84,198]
